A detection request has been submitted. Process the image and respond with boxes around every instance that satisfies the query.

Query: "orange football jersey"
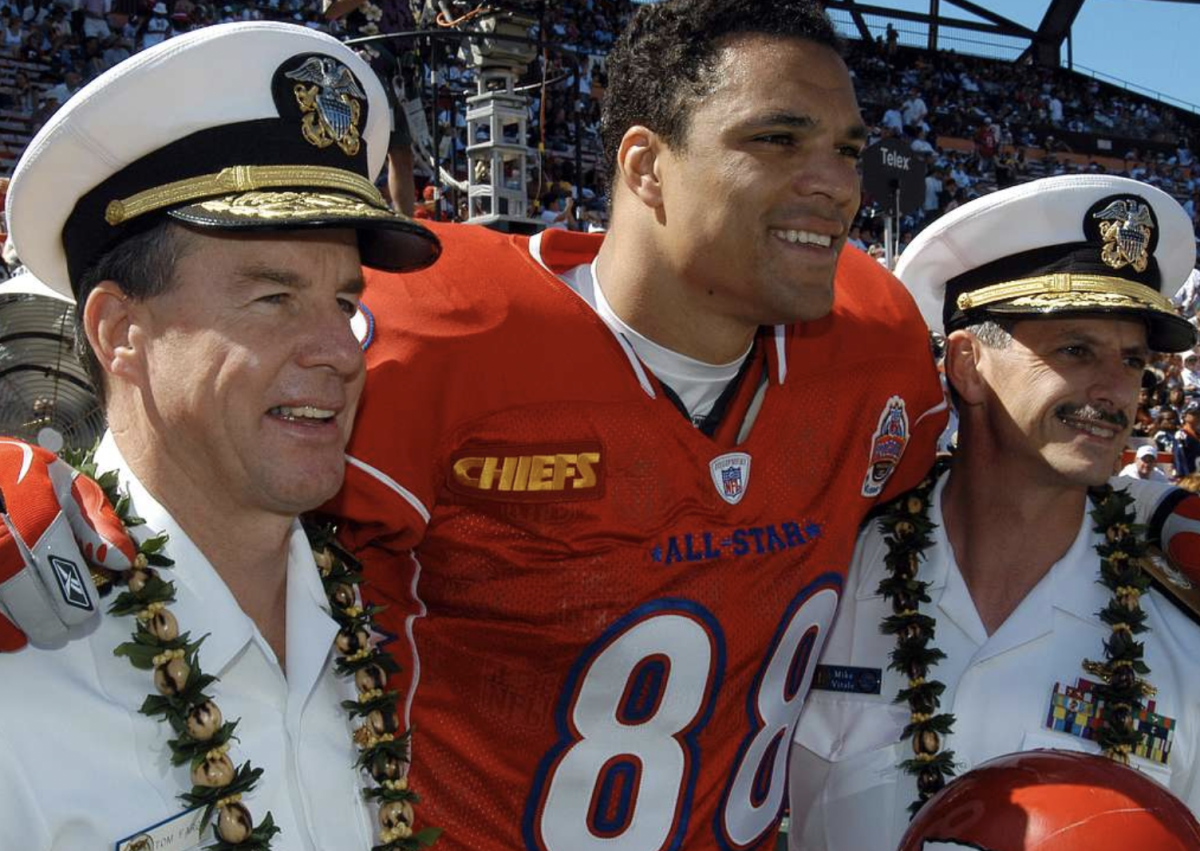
[330,221,946,851]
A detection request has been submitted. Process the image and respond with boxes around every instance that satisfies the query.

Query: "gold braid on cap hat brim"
[104,164,386,226]
[955,272,1175,315]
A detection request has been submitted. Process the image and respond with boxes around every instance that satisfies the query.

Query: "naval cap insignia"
[284,55,367,157]
[1091,196,1155,273]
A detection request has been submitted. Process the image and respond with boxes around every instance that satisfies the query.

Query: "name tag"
[810,664,882,695]
[114,806,206,851]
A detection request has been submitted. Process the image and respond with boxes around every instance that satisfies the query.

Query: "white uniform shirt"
[789,471,1200,851]
[0,436,375,851]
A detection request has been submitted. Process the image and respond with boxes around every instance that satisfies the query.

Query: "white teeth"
[271,405,335,421]
[772,229,833,247]
[1060,416,1115,438]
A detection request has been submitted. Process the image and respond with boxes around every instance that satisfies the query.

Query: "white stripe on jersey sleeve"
[344,453,432,524]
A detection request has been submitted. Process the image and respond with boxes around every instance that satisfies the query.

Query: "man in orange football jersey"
[327,2,947,849]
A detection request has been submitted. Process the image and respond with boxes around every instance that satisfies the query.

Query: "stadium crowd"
[3,2,1200,292]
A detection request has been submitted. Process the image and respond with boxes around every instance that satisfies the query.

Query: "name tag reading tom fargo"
[114,806,206,851]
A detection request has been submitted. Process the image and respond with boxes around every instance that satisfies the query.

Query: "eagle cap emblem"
[284,55,367,157]
[1091,196,1155,273]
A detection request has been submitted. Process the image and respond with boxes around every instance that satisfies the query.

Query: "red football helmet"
[897,749,1200,851]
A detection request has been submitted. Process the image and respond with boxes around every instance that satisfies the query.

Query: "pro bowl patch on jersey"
[447,442,603,502]
[861,396,909,498]
[710,452,751,505]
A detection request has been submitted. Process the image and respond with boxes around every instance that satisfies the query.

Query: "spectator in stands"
[1046,92,1063,125]
[1173,267,1200,318]
[140,2,170,49]
[6,68,36,114]
[909,126,934,156]
[1175,403,1200,476]
[412,184,430,217]
[1182,350,1200,394]
[3,12,24,53]
[1133,385,1156,437]
[1120,445,1170,482]
[538,190,574,230]
[973,118,997,169]
[993,148,1018,189]
[20,22,49,61]
[43,65,79,105]
[44,2,66,38]
[881,103,903,134]
[946,186,971,212]
[949,155,973,188]
[1160,386,1188,418]
[902,86,926,128]
[1155,408,1182,453]
[922,163,941,215]
[81,35,109,78]
[80,0,108,38]
[101,33,131,67]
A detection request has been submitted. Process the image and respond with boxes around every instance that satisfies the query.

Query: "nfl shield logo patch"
[710,452,751,505]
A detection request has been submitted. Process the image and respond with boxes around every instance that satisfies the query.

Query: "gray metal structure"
[824,0,1200,68]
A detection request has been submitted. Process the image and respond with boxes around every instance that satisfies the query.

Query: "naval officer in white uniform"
[0,21,439,851]
[790,175,1200,850]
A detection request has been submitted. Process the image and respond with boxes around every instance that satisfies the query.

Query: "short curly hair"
[600,0,842,188]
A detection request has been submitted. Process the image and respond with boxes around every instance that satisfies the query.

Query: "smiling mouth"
[268,405,337,424]
[770,228,834,248]
[1057,413,1121,440]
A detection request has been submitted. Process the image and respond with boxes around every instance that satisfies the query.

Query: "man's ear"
[82,281,144,387]
[944,329,988,406]
[615,125,664,209]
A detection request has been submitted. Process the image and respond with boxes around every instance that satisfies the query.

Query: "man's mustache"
[1055,403,1129,430]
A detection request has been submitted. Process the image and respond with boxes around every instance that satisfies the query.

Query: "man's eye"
[755,134,794,146]
[839,145,864,160]
[258,293,288,305]
[339,298,359,316]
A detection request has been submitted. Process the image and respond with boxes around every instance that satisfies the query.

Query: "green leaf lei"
[65,447,440,850]
[876,459,1153,817]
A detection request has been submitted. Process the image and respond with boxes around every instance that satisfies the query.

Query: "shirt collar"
[855,469,1111,647]
[95,434,338,683]
[97,433,254,674]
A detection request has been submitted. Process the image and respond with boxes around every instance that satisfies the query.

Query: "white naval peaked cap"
[894,174,1196,352]
[7,21,440,299]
